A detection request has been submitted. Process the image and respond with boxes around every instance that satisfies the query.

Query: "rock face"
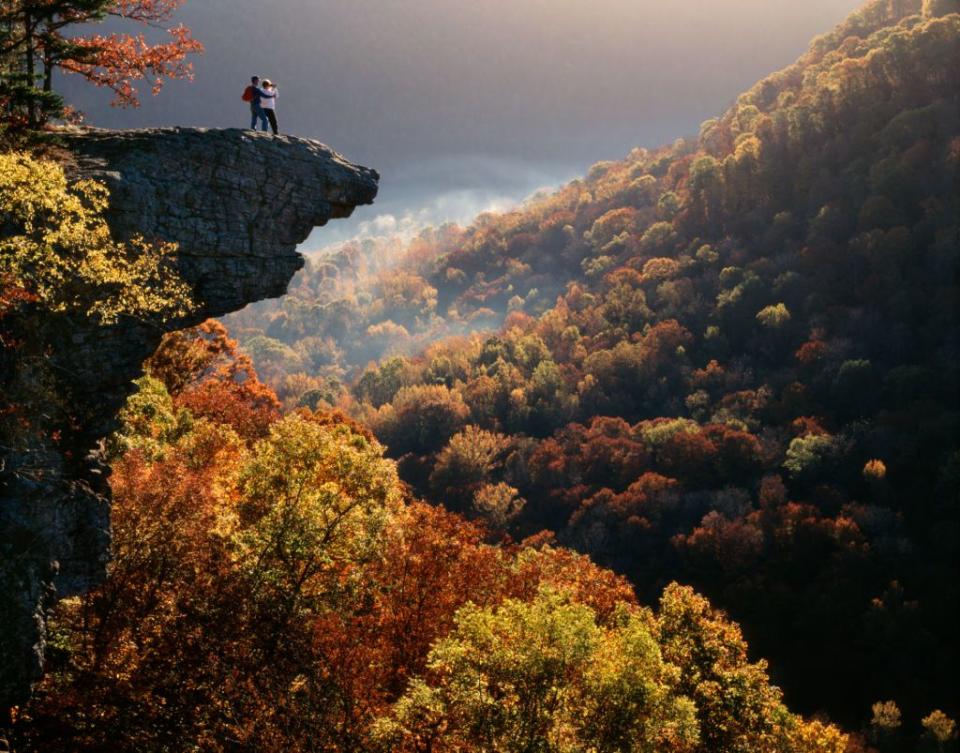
[65,128,378,317]
[0,127,378,707]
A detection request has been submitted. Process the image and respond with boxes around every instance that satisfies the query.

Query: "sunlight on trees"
[0,152,193,323]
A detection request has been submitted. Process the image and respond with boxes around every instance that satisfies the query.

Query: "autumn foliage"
[0,0,202,129]
[226,0,960,729]
[4,0,960,750]
[145,320,281,440]
[12,342,852,752]
[0,150,193,452]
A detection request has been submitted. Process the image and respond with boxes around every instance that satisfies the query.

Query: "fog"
[59,0,863,242]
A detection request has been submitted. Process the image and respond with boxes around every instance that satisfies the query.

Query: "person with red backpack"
[242,76,273,131]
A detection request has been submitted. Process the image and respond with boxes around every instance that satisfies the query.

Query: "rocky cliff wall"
[0,128,378,707]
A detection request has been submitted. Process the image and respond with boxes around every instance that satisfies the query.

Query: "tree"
[356,355,412,408]
[166,321,280,441]
[145,321,284,441]
[656,583,846,753]
[372,384,470,456]
[108,374,192,459]
[146,319,243,396]
[0,0,202,127]
[235,412,402,583]
[756,302,792,329]
[429,424,509,510]
[686,155,724,226]
[373,587,700,753]
[1,151,193,449]
[18,404,406,752]
[783,433,842,483]
[472,481,525,532]
[921,710,957,750]
[167,325,283,440]
[870,700,902,749]
[18,417,248,751]
[0,151,192,323]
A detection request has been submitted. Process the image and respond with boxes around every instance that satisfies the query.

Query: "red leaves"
[62,24,203,107]
[795,338,828,366]
[9,0,205,115]
[1,278,37,349]
[147,320,281,440]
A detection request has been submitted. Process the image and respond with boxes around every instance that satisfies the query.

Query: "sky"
[60,0,863,246]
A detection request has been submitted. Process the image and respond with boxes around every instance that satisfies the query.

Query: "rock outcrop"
[0,128,378,707]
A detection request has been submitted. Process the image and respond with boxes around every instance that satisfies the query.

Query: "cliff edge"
[0,128,378,707]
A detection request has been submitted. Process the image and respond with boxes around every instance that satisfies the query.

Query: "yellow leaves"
[380,586,703,753]
[733,133,762,162]
[871,699,902,730]
[787,719,848,753]
[756,303,792,329]
[641,257,682,284]
[922,710,957,744]
[472,482,525,530]
[0,151,194,323]
[232,413,402,593]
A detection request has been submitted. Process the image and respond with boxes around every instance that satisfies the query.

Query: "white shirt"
[261,87,277,110]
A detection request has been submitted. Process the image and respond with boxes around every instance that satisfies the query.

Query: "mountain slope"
[232,0,959,723]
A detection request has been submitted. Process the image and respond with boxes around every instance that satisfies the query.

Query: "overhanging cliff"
[65,128,378,316]
[0,127,378,707]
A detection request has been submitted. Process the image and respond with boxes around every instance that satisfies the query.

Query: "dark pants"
[264,109,278,135]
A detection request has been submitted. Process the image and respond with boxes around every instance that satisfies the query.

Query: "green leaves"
[234,415,402,596]
[378,587,700,753]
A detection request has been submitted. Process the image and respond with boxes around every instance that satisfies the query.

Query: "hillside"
[231,0,960,724]
[3,1,959,750]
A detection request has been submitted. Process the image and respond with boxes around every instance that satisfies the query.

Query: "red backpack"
[241,85,255,103]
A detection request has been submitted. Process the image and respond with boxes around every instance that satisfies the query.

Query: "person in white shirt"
[260,80,279,135]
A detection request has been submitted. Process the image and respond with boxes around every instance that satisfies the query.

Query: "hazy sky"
[61,0,863,243]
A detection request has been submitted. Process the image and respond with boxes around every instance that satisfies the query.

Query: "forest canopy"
[3,0,959,751]
[13,324,851,753]
[226,0,960,731]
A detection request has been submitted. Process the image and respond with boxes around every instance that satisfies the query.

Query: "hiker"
[242,75,273,131]
[260,79,279,135]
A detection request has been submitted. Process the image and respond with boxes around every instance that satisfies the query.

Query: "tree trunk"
[42,11,53,95]
[22,7,36,127]
[43,54,52,96]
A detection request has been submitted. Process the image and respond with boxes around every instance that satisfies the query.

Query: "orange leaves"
[62,25,203,107]
[359,503,505,694]
[507,544,637,624]
[795,337,828,366]
[177,375,279,441]
[658,430,719,486]
[26,415,670,750]
[4,0,204,121]
[147,320,237,396]
[147,320,281,440]
[0,277,36,349]
[21,311,872,751]
[0,278,36,316]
